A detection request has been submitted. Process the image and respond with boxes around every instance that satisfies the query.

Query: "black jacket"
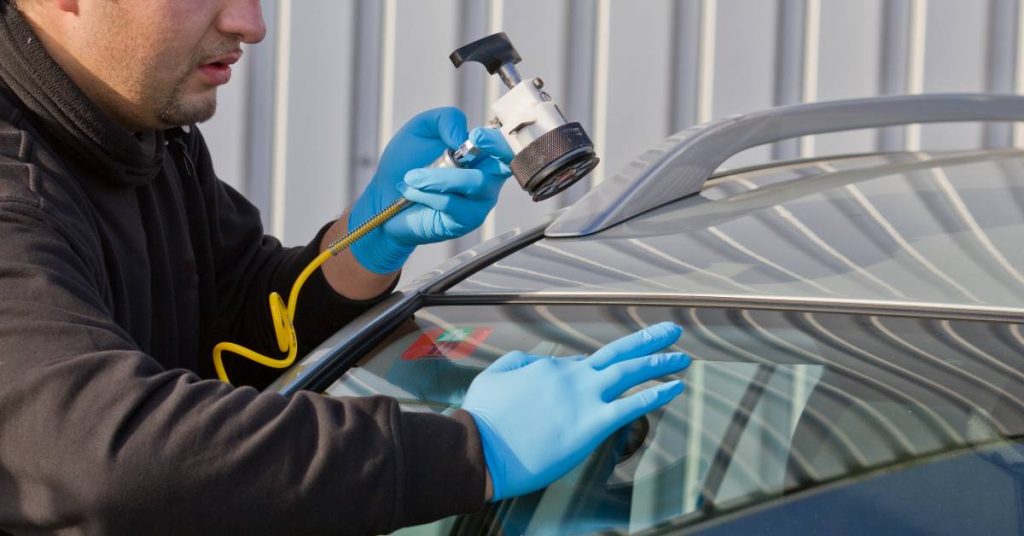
[0,3,485,534]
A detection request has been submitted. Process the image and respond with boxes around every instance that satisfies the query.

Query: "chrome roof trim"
[425,292,1024,323]
[548,93,1024,237]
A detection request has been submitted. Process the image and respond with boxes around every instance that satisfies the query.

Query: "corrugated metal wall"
[200,0,1023,281]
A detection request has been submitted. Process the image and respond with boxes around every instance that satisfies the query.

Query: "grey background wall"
[200,0,1023,281]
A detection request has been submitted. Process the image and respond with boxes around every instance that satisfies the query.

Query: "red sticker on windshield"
[401,327,493,360]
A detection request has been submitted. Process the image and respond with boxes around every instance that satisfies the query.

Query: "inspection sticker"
[401,327,493,360]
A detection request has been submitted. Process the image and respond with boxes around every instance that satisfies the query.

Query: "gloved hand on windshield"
[461,322,691,501]
[349,107,514,274]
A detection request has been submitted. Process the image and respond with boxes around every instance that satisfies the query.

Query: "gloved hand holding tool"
[213,32,602,385]
[349,107,513,274]
[462,322,691,501]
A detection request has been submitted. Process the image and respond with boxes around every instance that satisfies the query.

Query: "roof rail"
[547,93,1024,237]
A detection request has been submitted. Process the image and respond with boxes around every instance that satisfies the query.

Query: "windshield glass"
[324,304,1024,534]
[450,152,1024,313]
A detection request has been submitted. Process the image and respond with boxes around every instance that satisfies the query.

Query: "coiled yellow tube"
[213,198,411,384]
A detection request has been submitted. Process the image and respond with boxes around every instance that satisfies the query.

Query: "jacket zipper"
[172,136,196,178]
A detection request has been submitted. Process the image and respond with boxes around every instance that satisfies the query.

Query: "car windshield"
[449,152,1024,314]
[325,304,1024,534]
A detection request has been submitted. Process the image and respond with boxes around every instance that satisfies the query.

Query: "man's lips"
[201,50,242,67]
[197,50,242,86]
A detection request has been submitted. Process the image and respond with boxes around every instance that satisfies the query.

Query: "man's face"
[60,0,266,130]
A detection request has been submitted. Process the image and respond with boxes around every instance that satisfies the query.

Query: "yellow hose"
[213,198,410,384]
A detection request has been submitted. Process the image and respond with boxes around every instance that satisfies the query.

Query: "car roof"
[445,148,1024,318]
[548,93,1024,237]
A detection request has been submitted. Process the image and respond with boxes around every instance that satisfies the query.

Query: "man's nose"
[218,0,267,44]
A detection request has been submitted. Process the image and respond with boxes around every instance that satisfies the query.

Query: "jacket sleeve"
[178,127,394,388]
[0,195,486,534]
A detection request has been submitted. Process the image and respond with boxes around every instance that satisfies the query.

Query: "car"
[267,93,1024,535]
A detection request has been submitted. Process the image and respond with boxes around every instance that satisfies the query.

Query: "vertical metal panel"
[198,49,249,192]
[1015,0,1024,145]
[770,0,824,158]
[269,0,293,239]
[558,0,599,206]
[985,0,1018,148]
[271,0,358,245]
[663,0,718,172]
[815,0,882,156]
[878,0,927,151]
[906,0,927,97]
[801,1,820,112]
[671,0,705,133]
[349,0,384,202]
[772,0,810,161]
[798,0,820,158]
[379,1,461,136]
[878,0,913,151]
[919,0,990,151]
[697,0,717,125]
[243,0,279,224]
[380,0,463,278]
[905,0,927,150]
[378,0,398,153]
[714,0,779,169]
[591,0,611,185]
[592,0,675,184]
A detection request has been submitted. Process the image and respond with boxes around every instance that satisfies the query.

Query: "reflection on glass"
[453,155,1024,313]
[324,305,1024,535]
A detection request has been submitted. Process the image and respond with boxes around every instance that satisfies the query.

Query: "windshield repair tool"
[213,32,600,384]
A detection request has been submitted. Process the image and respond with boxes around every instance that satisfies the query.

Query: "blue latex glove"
[349,107,514,273]
[462,322,691,501]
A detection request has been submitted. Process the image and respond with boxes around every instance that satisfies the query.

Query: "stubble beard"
[155,74,217,126]
[153,43,241,127]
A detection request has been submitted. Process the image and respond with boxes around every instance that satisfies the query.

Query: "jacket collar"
[0,1,164,187]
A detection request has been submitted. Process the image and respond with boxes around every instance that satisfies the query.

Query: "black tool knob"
[449,32,522,74]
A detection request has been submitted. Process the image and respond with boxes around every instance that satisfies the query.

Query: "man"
[0,0,691,534]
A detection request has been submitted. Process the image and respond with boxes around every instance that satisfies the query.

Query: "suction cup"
[511,122,600,201]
